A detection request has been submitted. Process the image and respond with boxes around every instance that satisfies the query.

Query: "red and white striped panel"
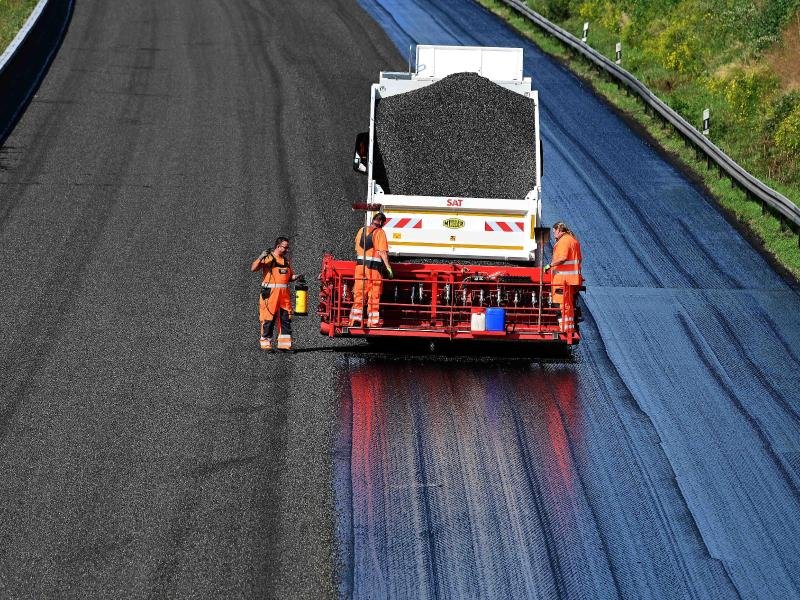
[385,217,422,229]
[485,220,524,233]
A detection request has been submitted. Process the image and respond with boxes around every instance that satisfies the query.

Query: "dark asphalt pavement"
[3,0,800,599]
[0,0,400,597]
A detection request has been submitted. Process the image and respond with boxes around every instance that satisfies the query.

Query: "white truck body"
[363,45,542,262]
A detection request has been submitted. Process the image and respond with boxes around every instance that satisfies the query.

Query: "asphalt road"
[2,1,800,599]
[0,0,400,597]
[337,1,800,598]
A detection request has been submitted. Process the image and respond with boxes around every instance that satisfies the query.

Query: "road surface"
[1,0,799,598]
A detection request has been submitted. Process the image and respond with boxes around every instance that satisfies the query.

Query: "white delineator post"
[582,22,589,43]
[702,108,710,137]
[615,42,622,65]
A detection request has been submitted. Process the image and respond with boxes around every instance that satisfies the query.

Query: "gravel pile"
[373,72,537,199]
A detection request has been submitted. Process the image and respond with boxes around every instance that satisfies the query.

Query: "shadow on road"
[291,339,575,364]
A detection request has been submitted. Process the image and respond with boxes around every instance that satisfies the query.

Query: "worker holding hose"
[251,237,301,351]
[545,222,582,333]
[349,212,393,328]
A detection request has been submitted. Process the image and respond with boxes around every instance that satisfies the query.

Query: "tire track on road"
[0,0,401,596]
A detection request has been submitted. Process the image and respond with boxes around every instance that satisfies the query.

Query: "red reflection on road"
[512,365,581,510]
[546,367,579,496]
[349,367,386,525]
[347,361,581,502]
[340,359,584,596]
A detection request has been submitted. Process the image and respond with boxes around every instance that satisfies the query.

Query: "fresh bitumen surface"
[340,1,800,598]
[0,0,399,597]
[374,72,537,198]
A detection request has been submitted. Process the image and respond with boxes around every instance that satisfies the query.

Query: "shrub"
[765,91,800,132]
[576,0,623,30]
[640,2,705,75]
[709,66,780,125]
[543,0,572,20]
[753,0,800,50]
[774,104,800,157]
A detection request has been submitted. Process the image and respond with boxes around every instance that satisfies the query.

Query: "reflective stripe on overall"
[259,254,293,341]
[350,225,387,326]
[551,234,582,332]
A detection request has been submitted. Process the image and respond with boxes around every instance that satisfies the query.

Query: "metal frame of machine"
[318,256,582,345]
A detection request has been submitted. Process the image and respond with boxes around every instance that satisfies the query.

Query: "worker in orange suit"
[251,237,301,351]
[544,222,583,333]
[349,212,393,328]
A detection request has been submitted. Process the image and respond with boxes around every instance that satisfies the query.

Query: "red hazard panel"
[485,220,524,232]
[385,217,422,229]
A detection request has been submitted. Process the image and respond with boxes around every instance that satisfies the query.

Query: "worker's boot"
[260,337,272,351]
[348,307,363,327]
[277,334,292,351]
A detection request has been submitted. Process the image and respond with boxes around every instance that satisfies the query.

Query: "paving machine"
[318,45,583,345]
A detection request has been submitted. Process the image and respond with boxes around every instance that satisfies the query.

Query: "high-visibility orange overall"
[257,254,293,349]
[551,234,582,333]
[349,225,388,327]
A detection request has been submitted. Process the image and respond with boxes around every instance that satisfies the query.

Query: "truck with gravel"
[318,45,582,345]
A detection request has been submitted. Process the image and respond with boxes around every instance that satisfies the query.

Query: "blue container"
[485,307,505,331]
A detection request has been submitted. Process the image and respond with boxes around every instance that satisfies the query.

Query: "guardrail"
[496,0,800,240]
[0,0,49,72]
[0,0,73,146]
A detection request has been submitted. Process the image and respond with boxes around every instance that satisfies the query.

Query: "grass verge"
[0,0,40,54]
[480,0,800,282]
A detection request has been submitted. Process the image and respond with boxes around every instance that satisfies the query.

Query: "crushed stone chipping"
[373,72,537,199]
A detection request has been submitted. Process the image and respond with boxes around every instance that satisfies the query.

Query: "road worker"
[251,237,301,351]
[349,212,393,328]
[544,222,582,333]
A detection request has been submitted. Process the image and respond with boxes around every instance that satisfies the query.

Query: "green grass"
[0,0,39,53]
[480,0,800,280]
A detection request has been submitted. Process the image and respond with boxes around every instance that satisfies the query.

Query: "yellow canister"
[294,285,308,316]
